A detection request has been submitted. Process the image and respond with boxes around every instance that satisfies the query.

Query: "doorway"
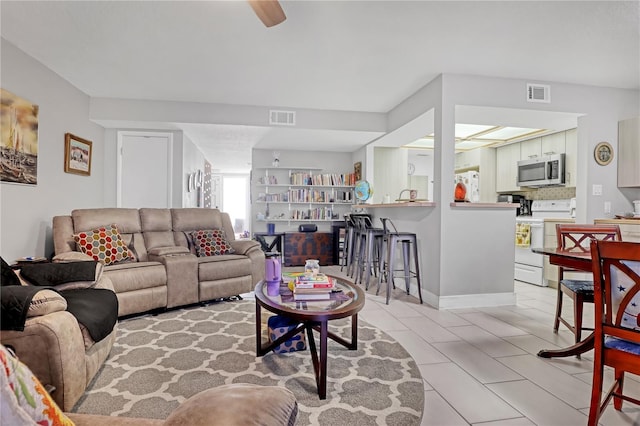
[117,131,173,208]
[222,174,250,238]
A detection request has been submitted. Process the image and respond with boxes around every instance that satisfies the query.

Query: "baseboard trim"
[422,289,516,310]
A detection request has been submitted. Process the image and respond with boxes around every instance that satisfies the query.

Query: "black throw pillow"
[1,257,21,287]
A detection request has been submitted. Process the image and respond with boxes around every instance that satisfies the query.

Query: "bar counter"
[361,201,436,208]
[358,201,518,209]
[353,199,520,309]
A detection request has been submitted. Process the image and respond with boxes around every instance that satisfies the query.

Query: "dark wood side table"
[253,232,285,256]
[254,276,365,399]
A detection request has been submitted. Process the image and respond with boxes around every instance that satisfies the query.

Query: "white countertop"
[450,202,519,209]
[360,201,436,208]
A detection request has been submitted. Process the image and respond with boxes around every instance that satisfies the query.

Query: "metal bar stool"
[354,216,384,289]
[340,214,356,272]
[348,215,368,279]
[347,214,371,279]
[377,217,423,305]
[346,215,362,278]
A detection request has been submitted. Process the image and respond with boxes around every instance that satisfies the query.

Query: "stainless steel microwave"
[516,153,565,187]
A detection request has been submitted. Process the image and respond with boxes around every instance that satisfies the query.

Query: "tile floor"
[318,265,640,426]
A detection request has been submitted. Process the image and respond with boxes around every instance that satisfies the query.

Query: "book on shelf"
[293,292,332,301]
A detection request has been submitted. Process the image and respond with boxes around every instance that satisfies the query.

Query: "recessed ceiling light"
[405,124,546,150]
[475,127,543,140]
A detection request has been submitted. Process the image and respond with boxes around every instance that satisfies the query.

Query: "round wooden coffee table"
[254,275,365,399]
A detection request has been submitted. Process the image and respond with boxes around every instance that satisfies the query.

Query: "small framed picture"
[594,141,613,166]
[64,133,92,176]
[354,161,362,181]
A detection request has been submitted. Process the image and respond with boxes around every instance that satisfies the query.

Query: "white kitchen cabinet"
[541,132,565,155]
[564,128,577,187]
[455,149,481,171]
[618,116,640,187]
[496,143,521,193]
[520,138,541,159]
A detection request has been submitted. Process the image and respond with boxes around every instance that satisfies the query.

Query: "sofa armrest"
[67,384,297,426]
[230,239,261,256]
[164,384,297,426]
[235,242,266,286]
[0,310,87,411]
[94,275,115,292]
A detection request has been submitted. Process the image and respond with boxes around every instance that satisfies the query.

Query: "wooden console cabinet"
[283,232,334,266]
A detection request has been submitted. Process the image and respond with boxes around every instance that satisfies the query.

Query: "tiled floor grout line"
[313,265,640,425]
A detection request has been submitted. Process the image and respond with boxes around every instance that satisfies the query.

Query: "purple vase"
[265,256,281,296]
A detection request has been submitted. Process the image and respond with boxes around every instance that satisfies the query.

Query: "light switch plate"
[593,184,603,196]
[604,201,611,214]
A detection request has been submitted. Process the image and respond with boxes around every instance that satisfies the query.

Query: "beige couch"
[1,276,118,411]
[53,208,266,317]
[67,384,297,426]
[0,339,298,425]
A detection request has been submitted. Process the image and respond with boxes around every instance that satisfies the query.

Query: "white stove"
[514,199,572,286]
[531,199,573,219]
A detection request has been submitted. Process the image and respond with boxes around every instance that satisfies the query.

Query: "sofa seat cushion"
[198,255,252,281]
[104,261,167,293]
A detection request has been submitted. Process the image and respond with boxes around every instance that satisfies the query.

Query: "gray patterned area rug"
[74,299,424,425]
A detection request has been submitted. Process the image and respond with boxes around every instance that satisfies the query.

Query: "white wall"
[182,134,206,207]
[441,74,639,222]
[0,39,105,261]
[373,147,408,204]
[379,73,639,306]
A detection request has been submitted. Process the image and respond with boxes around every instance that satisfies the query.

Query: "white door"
[117,131,173,208]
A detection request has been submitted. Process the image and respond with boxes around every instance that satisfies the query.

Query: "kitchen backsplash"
[514,186,576,200]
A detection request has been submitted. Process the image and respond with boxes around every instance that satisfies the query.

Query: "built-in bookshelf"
[252,166,355,225]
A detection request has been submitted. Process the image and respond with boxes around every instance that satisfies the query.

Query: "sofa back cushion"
[171,209,235,252]
[71,208,147,261]
[140,208,176,252]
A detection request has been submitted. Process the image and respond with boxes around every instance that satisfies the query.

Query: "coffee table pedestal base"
[256,303,358,399]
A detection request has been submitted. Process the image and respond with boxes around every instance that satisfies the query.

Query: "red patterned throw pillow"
[0,345,74,426]
[73,224,134,265]
[191,229,235,256]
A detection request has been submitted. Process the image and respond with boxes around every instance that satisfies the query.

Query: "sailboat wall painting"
[0,89,38,185]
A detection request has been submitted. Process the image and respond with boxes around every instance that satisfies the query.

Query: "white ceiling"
[1,1,638,171]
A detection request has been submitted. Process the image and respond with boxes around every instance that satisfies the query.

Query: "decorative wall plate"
[594,141,613,166]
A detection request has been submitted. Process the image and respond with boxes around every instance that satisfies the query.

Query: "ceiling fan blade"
[248,0,286,27]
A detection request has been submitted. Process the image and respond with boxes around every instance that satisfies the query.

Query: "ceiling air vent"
[526,83,550,103]
[269,110,296,126]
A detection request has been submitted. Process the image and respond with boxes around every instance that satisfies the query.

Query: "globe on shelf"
[354,180,372,202]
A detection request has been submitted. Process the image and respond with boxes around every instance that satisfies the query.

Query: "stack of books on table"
[293,274,335,301]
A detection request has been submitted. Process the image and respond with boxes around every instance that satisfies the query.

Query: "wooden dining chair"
[554,224,621,344]
[588,239,640,425]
